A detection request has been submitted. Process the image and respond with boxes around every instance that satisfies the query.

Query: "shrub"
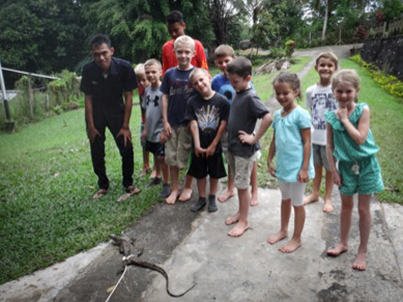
[350,55,403,101]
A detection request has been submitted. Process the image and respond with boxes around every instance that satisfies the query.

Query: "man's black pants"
[89,112,134,190]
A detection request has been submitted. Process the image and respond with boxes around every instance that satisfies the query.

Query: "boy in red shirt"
[161,10,209,201]
[162,10,208,75]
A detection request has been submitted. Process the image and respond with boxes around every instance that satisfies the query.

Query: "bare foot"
[166,190,179,204]
[279,238,302,253]
[178,188,192,202]
[303,193,319,205]
[225,213,240,225]
[149,169,157,179]
[267,230,288,244]
[141,167,151,176]
[126,186,140,195]
[352,251,367,271]
[323,199,334,212]
[218,189,235,203]
[250,190,258,206]
[228,220,249,237]
[93,189,108,199]
[327,243,348,257]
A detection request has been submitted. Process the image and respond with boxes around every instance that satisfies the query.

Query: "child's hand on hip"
[238,131,256,145]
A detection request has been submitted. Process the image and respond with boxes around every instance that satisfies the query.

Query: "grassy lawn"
[0,102,162,284]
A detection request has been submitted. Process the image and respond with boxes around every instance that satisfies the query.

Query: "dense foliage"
[0,0,402,79]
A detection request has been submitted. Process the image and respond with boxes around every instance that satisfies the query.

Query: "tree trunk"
[321,0,329,41]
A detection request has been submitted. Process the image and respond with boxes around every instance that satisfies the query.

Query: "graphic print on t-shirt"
[170,78,193,100]
[146,94,159,107]
[196,105,220,133]
[312,93,337,130]
[218,84,234,102]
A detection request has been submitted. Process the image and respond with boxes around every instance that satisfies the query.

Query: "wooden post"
[27,76,34,119]
[46,94,49,111]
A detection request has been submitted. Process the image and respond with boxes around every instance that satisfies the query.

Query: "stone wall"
[360,36,403,80]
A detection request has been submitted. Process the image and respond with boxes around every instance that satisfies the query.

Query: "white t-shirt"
[305,84,337,145]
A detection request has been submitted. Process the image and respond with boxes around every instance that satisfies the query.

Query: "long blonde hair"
[332,69,360,103]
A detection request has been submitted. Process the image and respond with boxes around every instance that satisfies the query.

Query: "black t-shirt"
[80,57,137,115]
[185,92,230,152]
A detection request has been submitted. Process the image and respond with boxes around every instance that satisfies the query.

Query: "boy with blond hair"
[142,59,170,198]
[303,52,339,212]
[162,10,208,75]
[225,57,272,237]
[160,35,198,204]
[185,68,230,212]
[212,45,259,206]
[134,64,155,177]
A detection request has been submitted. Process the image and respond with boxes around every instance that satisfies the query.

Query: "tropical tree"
[82,0,214,64]
[0,0,85,73]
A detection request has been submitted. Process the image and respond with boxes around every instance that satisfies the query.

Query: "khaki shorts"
[227,151,258,189]
[165,125,192,169]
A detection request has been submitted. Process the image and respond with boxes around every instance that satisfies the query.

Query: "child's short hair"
[227,57,252,79]
[166,10,184,24]
[315,52,339,67]
[214,45,235,59]
[331,69,361,91]
[272,71,302,99]
[89,34,111,48]
[189,68,210,83]
[174,35,195,51]
[144,59,162,70]
[134,63,145,78]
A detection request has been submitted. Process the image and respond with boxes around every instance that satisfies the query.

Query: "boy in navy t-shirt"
[160,35,198,204]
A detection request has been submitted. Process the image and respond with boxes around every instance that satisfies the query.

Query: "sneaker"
[159,183,170,198]
[191,198,206,212]
[147,177,162,187]
[208,195,218,212]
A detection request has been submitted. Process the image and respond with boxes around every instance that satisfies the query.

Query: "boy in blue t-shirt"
[212,45,259,207]
[160,35,197,204]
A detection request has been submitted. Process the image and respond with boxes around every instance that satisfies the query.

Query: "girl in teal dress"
[267,72,315,253]
[325,69,384,271]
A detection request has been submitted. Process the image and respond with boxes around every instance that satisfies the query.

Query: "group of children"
[129,11,384,272]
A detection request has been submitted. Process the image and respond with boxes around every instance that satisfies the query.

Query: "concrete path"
[2,43,402,302]
[2,188,402,302]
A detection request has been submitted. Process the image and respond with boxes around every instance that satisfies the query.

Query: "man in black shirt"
[80,34,139,199]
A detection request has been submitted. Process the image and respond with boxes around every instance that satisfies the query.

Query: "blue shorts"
[338,156,384,195]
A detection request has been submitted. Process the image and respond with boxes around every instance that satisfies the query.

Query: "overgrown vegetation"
[0,71,90,130]
[350,55,403,101]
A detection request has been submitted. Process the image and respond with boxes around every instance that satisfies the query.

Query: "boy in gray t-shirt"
[225,57,272,237]
[142,59,170,198]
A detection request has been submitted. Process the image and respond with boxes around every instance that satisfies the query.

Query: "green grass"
[0,103,161,284]
[300,59,403,204]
